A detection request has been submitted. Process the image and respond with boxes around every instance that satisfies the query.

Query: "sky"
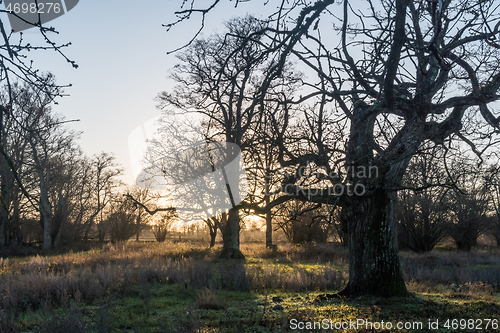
[0,0,267,185]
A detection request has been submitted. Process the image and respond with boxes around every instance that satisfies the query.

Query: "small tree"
[152,211,176,242]
[448,189,489,251]
[399,189,449,252]
[446,161,489,251]
[398,151,450,252]
[107,197,139,244]
[275,200,331,245]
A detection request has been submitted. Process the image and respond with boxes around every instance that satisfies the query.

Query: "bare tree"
[446,160,490,251]
[127,186,153,241]
[25,99,78,250]
[0,11,77,249]
[0,82,123,248]
[81,153,123,241]
[0,10,76,206]
[398,148,451,252]
[167,0,500,297]
[0,85,29,246]
[152,210,176,242]
[274,200,332,245]
[153,16,301,258]
[0,79,78,250]
[106,193,144,244]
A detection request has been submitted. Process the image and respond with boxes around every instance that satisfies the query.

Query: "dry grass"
[0,242,348,316]
[195,287,224,310]
[1,241,500,332]
[400,248,500,291]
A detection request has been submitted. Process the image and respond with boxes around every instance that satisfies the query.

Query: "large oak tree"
[168,0,500,297]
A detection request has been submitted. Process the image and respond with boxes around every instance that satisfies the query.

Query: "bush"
[108,211,137,243]
[152,211,176,242]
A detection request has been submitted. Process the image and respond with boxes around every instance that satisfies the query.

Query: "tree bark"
[40,189,53,250]
[338,102,410,297]
[265,209,272,248]
[54,194,66,248]
[38,168,54,250]
[340,188,407,297]
[219,208,244,259]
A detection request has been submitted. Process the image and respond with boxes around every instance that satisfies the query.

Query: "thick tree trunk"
[219,208,244,259]
[340,188,407,297]
[338,102,412,297]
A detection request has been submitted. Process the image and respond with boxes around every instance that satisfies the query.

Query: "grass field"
[0,241,499,332]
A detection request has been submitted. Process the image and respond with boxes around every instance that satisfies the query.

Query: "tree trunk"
[340,188,407,297]
[41,208,53,250]
[0,170,12,247]
[209,224,217,248]
[265,209,272,248]
[40,184,53,250]
[265,168,273,248]
[54,194,66,248]
[338,102,412,297]
[83,215,96,241]
[219,208,244,259]
[0,218,6,247]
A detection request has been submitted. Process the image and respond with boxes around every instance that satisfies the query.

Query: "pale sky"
[1,0,266,184]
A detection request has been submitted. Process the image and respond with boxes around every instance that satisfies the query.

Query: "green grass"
[1,242,500,332]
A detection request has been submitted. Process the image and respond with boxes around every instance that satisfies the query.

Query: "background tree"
[485,165,500,247]
[106,195,140,244]
[81,152,123,241]
[0,85,30,246]
[0,11,77,249]
[446,160,490,251]
[154,16,301,258]
[0,8,76,221]
[152,210,176,242]
[398,148,450,252]
[274,200,332,245]
[14,80,78,250]
[127,186,153,241]
[0,81,124,248]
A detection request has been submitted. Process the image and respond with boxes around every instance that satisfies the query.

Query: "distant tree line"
[0,80,163,250]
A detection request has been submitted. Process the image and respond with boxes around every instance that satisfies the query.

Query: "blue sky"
[1,0,265,184]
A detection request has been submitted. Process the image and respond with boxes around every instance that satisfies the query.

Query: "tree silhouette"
[167,0,500,296]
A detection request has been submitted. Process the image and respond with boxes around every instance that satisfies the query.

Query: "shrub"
[195,287,223,310]
[107,211,137,243]
[152,211,176,242]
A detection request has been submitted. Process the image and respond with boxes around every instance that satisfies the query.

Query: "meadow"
[0,240,499,332]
